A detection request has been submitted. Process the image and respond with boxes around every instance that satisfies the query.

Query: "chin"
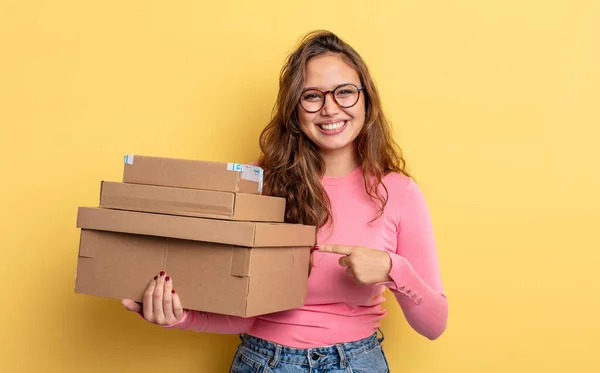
[313,138,355,152]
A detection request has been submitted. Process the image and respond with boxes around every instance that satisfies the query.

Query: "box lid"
[99,181,285,222]
[100,181,235,216]
[76,207,315,248]
[122,155,263,194]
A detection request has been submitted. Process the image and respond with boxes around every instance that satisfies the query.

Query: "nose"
[320,92,340,116]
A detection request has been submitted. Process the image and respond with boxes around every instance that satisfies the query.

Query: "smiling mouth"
[318,121,347,130]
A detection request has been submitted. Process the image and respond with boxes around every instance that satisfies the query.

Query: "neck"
[320,144,360,177]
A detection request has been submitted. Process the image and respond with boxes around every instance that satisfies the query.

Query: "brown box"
[74,207,315,317]
[99,181,286,222]
[123,155,263,195]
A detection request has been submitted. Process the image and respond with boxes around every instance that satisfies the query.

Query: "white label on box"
[227,163,264,193]
[124,155,134,165]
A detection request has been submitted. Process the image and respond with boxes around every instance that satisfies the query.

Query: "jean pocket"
[229,346,266,373]
[346,345,390,373]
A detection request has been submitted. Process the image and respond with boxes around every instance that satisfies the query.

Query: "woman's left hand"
[316,244,393,285]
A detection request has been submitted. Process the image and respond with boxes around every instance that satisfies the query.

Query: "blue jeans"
[229,330,390,373]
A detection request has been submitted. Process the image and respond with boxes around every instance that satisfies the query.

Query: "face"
[297,53,366,153]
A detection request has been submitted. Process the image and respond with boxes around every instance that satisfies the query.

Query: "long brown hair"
[257,30,411,233]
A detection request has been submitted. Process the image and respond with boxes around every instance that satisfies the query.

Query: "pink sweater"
[165,166,448,347]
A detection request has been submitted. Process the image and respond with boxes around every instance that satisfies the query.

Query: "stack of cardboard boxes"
[74,155,316,317]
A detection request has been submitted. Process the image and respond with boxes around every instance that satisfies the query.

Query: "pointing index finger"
[317,244,357,256]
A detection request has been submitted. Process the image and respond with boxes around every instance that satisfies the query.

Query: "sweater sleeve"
[380,179,448,340]
[161,310,256,334]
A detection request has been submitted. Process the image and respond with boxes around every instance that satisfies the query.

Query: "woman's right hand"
[121,271,185,325]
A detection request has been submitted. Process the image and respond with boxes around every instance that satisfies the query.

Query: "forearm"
[384,253,448,340]
[163,310,256,334]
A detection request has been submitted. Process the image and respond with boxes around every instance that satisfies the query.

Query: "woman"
[122,30,448,372]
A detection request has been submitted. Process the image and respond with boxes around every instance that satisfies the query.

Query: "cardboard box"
[123,155,263,195]
[74,207,315,317]
[99,181,286,222]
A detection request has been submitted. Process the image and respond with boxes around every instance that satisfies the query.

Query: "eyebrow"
[302,82,356,91]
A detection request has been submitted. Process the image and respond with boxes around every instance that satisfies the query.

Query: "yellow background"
[1,1,598,372]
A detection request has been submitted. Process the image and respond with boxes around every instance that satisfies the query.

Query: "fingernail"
[171,290,176,294]
[154,276,158,280]
[313,245,319,251]
[159,271,165,277]
[165,276,170,281]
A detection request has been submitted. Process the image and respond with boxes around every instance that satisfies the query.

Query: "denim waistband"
[238,329,385,368]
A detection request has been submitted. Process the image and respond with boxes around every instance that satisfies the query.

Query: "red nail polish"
[154,276,158,280]
[160,271,165,276]
[171,290,176,294]
[165,276,170,281]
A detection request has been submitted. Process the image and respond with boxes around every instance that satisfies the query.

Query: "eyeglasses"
[299,83,365,113]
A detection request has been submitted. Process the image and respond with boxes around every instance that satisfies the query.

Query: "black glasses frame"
[299,83,365,113]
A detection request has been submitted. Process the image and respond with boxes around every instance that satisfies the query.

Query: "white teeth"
[319,121,346,130]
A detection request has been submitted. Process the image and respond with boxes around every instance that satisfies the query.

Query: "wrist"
[382,251,393,282]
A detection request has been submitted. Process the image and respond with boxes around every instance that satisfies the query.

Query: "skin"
[121,272,183,325]
[121,53,393,324]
